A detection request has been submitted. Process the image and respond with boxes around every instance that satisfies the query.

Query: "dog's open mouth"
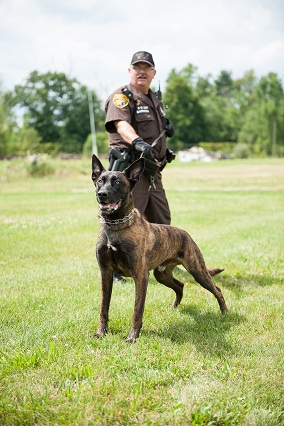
[99,199,122,213]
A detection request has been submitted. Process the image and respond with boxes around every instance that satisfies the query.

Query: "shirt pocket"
[135,111,155,122]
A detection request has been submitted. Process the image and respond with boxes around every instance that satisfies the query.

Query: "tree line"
[0,65,283,158]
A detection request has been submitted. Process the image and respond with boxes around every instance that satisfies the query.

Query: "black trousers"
[132,171,171,225]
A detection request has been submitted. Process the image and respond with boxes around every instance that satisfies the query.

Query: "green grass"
[0,158,284,425]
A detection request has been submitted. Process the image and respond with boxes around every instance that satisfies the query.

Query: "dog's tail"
[208,268,224,276]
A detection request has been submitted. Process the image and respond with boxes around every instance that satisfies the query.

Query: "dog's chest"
[97,228,132,256]
[106,238,117,252]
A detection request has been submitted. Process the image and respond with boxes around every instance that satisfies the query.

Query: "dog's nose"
[97,190,108,200]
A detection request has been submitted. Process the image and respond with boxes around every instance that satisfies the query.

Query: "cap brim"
[131,60,154,66]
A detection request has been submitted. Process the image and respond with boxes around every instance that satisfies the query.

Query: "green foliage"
[232,143,251,158]
[164,65,284,157]
[238,73,284,156]
[200,94,229,141]
[38,142,60,156]
[199,142,236,154]
[7,127,42,155]
[1,65,284,158]
[83,131,109,156]
[164,66,206,149]
[25,154,55,177]
[0,85,17,157]
[4,127,60,157]
[214,70,233,99]
[11,71,104,153]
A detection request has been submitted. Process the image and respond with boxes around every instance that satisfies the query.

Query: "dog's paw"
[94,326,108,338]
[125,336,137,344]
[126,328,140,343]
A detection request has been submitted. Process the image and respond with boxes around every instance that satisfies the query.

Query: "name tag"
[136,105,150,114]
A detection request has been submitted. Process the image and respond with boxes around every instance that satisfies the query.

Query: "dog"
[91,154,228,343]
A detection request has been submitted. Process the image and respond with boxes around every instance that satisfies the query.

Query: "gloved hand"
[132,137,153,158]
[165,120,175,138]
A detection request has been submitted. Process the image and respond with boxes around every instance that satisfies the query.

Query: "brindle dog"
[92,154,228,343]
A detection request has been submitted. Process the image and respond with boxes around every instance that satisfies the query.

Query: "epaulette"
[121,87,133,100]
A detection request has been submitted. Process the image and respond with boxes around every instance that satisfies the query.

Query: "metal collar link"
[100,209,135,225]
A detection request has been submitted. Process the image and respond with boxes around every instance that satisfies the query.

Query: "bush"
[233,143,251,159]
[83,131,109,156]
[199,141,236,154]
[38,142,60,156]
[7,127,42,156]
[25,154,55,177]
[276,145,284,157]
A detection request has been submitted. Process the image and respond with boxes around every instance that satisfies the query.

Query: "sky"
[0,0,284,101]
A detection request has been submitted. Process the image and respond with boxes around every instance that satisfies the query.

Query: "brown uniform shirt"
[105,83,168,162]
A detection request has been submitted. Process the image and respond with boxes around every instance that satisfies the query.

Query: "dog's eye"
[115,179,120,185]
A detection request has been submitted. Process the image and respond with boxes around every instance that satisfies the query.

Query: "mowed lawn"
[0,157,284,425]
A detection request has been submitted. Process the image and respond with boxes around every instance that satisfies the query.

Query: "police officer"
[105,51,175,231]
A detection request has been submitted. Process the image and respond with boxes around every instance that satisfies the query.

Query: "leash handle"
[151,129,166,149]
[140,129,166,191]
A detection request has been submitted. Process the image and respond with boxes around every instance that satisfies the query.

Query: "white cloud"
[0,0,283,99]
[251,40,284,69]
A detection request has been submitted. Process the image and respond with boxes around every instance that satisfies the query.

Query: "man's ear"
[92,155,105,184]
[124,157,145,187]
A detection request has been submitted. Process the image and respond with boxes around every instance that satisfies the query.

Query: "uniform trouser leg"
[132,172,171,225]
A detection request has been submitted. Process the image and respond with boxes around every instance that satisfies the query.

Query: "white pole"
[87,90,98,156]
[272,121,277,157]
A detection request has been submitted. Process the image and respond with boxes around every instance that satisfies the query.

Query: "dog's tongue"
[100,200,121,212]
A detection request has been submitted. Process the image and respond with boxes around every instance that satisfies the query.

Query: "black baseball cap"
[130,51,155,67]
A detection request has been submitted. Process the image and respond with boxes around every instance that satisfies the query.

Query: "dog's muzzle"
[97,199,122,214]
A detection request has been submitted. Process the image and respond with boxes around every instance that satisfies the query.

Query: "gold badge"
[113,94,129,108]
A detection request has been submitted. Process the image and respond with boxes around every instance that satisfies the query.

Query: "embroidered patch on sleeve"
[112,94,129,109]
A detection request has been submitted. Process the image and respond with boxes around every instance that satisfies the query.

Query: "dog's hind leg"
[154,264,184,307]
[188,267,228,313]
[181,241,228,313]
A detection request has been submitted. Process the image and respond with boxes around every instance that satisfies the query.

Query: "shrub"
[25,154,55,177]
[233,143,251,159]
[199,141,236,154]
[83,131,109,156]
[7,127,42,156]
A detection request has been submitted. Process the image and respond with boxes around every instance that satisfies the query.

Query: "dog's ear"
[124,157,145,186]
[92,154,105,184]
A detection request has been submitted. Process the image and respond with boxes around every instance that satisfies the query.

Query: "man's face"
[128,62,156,93]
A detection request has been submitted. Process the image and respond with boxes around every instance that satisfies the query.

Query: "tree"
[195,74,234,142]
[233,70,257,113]
[11,71,104,153]
[163,65,207,149]
[0,84,17,157]
[239,73,284,155]
[0,94,10,157]
[8,127,43,156]
[214,70,233,100]
[195,71,239,142]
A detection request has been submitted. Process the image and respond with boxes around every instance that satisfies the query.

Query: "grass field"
[0,157,284,425]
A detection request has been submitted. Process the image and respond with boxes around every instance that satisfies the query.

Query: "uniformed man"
[105,51,175,230]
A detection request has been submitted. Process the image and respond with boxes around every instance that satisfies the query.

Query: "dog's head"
[91,154,145,215]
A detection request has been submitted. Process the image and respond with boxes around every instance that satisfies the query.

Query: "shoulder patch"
[113,94,129,109]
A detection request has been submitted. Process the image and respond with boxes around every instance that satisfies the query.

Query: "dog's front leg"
[126,272,149,343]
[95,270,113,338]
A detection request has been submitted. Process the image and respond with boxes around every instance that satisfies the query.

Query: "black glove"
[165,120,175,138]
[132,137,153,158]
[166,148,176,163]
